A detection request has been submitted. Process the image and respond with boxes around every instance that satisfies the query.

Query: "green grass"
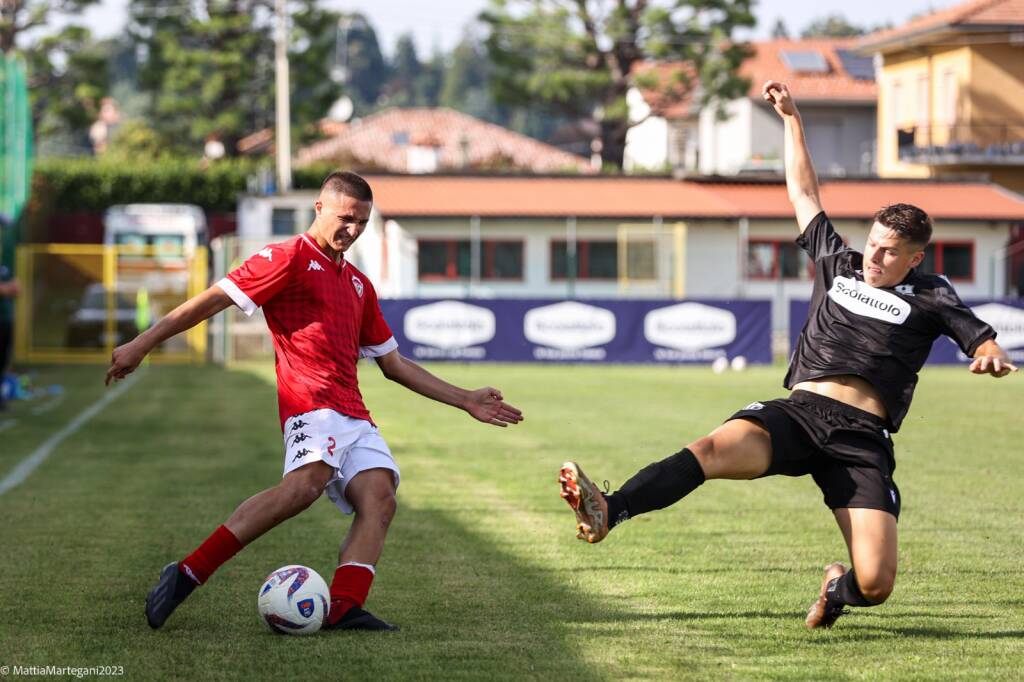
[0,362,1021,681]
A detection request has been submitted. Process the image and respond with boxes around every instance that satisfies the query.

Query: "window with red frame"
[921,241,973,281]
[417,239,523,280]
[550,240,619,280]
[747,240,812,279]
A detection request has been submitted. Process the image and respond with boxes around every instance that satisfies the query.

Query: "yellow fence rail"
[14,244,208,364]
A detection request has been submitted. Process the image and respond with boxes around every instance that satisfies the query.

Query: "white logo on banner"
[827,276,911,325]
[524,302,615,351]
[644,302,737,351]
[971,303,1024,349]
[404,301,496,350]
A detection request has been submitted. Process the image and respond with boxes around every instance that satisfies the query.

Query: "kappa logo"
[890,489,897,504]
[289,419,309,432]
[743,402,765,411]
[351,275,364,297]
[308,259,325,272]
[291,448,314,463]
[257,248,273,261]
[182,564,199,585]
[290,432,311,445]
[895,284,915,296]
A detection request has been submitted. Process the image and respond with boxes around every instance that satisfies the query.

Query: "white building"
[625,39,878,177]
[235,175,1024,314]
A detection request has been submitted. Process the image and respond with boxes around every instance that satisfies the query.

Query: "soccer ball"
[257,565,330,635]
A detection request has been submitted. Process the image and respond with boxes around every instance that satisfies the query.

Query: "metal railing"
[898,122,1024,163]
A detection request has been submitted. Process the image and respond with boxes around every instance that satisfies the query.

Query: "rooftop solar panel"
[836,49,875,80]
[780,50,830,74]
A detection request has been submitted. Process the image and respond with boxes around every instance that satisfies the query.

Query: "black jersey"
[784,212,996,432]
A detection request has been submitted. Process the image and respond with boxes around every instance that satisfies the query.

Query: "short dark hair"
[320,171,373,202]
[872,203,932,247]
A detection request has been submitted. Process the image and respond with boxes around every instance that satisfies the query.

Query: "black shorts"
[728,390,901,519]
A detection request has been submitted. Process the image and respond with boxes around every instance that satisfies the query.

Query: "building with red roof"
[856,0,1024,196]
[295,108,593,175]
[236,174,1024,310]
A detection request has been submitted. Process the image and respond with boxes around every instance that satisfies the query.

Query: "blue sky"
[79,0,963,55]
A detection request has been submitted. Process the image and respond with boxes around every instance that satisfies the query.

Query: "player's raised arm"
[105,285,234,385]
[763,80,823,232]
[374,350,524,427]
[968,338,1019,378]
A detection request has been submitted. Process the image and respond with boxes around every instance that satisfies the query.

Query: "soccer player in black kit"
[559,80,1018,629]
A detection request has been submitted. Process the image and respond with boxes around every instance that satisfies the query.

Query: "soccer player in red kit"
[107,171,523,632]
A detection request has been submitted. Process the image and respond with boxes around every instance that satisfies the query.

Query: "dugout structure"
[14,244,208,364]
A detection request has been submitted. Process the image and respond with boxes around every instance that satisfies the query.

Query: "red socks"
[326,562,375,624]
[179,525,244,585]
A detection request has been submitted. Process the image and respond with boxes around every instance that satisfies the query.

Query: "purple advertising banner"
[789,299,1024,364]
[379,299,772,364]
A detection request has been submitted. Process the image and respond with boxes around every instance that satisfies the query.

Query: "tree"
[0,0,98,53]
[382,33,421,107]
[331,12,387,111]
[290,2,348,140]
[800,14,868,38]
[771,18,790,39]
[128,0,346,155]
[2,1,106,151]
[481,0,755,169]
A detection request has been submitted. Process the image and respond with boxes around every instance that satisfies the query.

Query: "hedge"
[32,157,332,212]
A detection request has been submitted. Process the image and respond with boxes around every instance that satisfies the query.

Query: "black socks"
[605,448,706,529]
[826,570,874,608]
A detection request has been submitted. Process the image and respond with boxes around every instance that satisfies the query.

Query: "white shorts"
[282,409,400,515]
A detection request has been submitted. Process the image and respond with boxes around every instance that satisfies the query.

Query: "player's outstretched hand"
[968,354,1018,378]
[762,80,797,117]
[105,339,148,385]
[464,387,524,427]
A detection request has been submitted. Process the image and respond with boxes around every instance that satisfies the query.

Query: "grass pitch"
[0,362,1021,681]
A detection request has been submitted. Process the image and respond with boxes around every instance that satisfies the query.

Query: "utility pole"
[274,0,292,192]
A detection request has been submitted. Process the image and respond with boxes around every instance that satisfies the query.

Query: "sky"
[77,0,964,55]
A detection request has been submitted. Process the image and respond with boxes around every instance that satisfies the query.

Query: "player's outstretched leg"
[560,461,610,543]
[804,562,849,629]
[560,445,713,543]
[145,562,198,629]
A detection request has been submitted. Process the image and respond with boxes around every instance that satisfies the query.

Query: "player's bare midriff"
[791,375,888,420]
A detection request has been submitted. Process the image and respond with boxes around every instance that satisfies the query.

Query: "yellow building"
[858,0,1024,193]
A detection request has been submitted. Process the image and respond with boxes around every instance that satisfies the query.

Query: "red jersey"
[217,234,397,429]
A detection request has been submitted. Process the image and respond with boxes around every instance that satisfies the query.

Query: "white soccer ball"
[730,355,748,372]
[257,565,330,635]
[711,356,729,374]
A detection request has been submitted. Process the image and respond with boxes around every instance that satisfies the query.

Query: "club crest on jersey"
[828,276,911,325]
[351,275,364,297]
[257,248,273,261]
[308,260,324,272]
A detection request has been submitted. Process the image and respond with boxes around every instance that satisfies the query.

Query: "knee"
[856,568,896,604]
[278,478,324,514]
[356,485,397,522]
[687,436,717,474]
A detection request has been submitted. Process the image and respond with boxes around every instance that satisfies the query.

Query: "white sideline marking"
[0,374,140,497]
[30,393,66,416]
[0,419,16,433]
